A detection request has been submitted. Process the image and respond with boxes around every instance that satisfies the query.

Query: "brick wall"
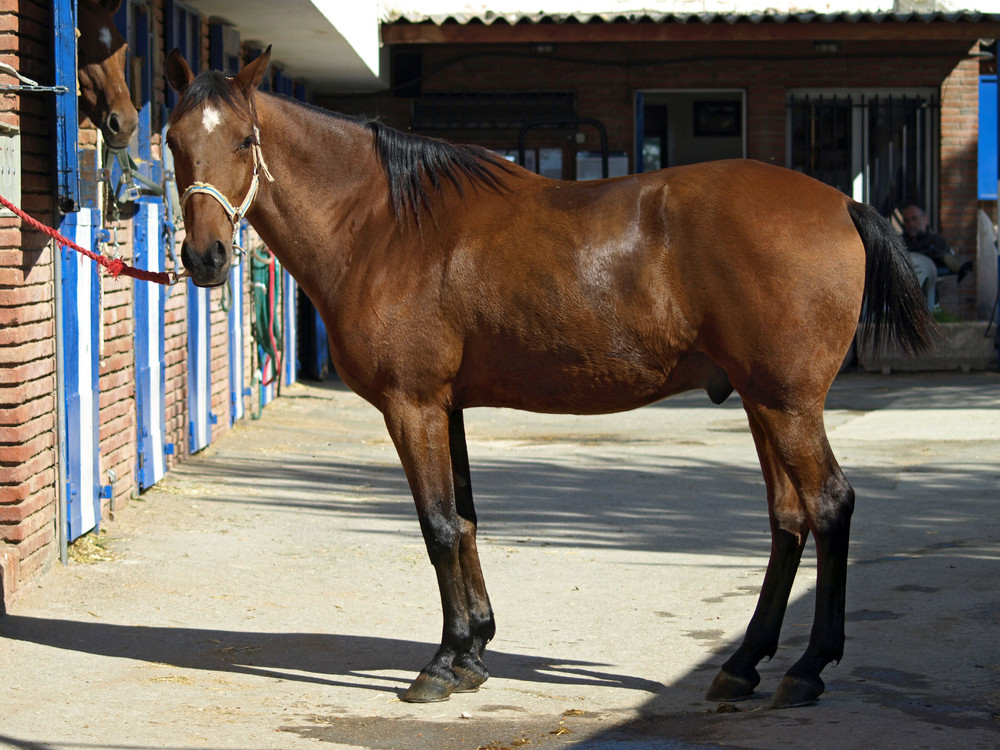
[1,2,265,610]
[937,49,980,315]
[0,0,59,603]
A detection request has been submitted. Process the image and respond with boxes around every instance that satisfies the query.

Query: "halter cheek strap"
[180,124,274,248]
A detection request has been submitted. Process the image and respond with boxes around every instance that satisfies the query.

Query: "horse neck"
[247,94,391,295]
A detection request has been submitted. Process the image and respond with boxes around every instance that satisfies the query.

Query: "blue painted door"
[187,280,213,452]
[282,268,297,388]
[228,227,246,424]
[60,209,102,540]
[54,0,99,541]
[119,0,169,488]
[133,201,168,487]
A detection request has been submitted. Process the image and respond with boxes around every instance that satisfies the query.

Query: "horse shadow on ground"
[0,615,663,698]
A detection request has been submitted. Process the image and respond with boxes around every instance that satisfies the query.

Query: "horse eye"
[237,136,254,151]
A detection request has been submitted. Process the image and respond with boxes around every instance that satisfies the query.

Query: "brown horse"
[165,48,936,709]
[78,0,137,149]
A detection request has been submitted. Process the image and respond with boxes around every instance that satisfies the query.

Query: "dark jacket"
[903,230,951,263]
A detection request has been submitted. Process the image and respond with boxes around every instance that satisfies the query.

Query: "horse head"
[165,47,273,287]
[77,0,138,149]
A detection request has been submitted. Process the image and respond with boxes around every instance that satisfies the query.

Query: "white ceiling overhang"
[181,1,384,93]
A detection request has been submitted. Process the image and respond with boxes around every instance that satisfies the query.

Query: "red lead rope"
[0,194,180,285]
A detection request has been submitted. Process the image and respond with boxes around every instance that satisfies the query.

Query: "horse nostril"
[108,112,121,135]
[212,241,228,268]
[180,241,194,271]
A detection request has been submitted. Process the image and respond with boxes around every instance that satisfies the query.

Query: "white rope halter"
[180,123,274,248]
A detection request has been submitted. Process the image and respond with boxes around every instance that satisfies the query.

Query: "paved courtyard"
[1,371,998,749]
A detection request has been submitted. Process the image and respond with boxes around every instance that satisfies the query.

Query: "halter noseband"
[180,123,274,248]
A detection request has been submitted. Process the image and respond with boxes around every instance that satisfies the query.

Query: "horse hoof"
[453,663,488,693]
[769,674,824,709]
[401,673,456,703]
[706,667,759,702]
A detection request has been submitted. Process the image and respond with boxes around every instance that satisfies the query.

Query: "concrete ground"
[1,371,998,750]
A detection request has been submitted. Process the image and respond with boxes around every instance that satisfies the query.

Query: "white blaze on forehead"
[99,26,112,51]
[201,106,223,133]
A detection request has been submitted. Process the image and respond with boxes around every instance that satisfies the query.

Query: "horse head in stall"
[77,0,138,149]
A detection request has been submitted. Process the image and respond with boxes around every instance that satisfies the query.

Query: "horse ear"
[234,46,272,96]
[165,48,195,93]
[98,0,124,14]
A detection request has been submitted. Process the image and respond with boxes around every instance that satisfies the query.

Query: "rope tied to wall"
[0,194,185,285]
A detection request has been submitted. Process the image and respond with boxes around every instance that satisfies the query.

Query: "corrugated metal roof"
[383,10,1000,26]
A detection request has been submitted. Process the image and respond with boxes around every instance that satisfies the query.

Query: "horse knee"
[419,515,460,564]
[811,474,854,537]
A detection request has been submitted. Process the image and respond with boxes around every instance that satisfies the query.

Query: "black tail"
[848,201,939,356]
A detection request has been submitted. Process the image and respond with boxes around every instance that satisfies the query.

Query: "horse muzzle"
[102,106,139,150]
[181,238,231,287]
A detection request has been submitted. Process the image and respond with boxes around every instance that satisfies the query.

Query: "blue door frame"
[116,0,171,488]
[53,0,79,213]
[163,0,214,451]
[54,0,102,541]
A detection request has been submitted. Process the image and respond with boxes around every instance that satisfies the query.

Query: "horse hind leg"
[707,409,809,702]
[772,465,854,709]
[714,403,854,709]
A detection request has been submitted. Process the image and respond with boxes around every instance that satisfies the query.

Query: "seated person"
[901,203,973,309]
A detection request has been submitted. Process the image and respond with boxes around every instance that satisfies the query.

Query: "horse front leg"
[382,399,481,703]
[448,410,495,691]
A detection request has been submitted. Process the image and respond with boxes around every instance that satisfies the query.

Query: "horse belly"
[454,329,717,415]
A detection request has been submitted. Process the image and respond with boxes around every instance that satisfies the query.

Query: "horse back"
[333,159,865,414]
[437,160,863,408]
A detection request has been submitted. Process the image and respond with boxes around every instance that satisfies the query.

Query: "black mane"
[363,119,511,223]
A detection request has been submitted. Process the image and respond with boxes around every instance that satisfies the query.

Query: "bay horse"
[78,0,138,149]
[164,48,936,709]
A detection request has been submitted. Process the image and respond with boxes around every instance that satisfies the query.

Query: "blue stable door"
[228,227,247,424]
[187,280,213,452]
[60,209,102,540]
[133,201,168,487]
